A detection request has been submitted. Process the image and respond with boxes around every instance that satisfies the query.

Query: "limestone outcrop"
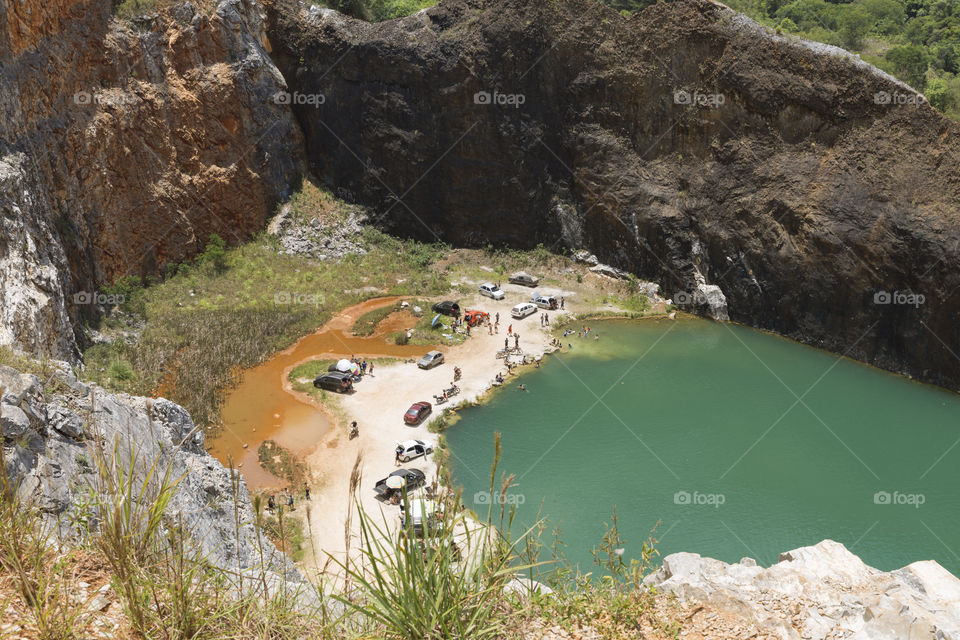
[645,539,960,639]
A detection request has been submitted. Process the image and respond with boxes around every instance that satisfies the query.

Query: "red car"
[404,401,432,425]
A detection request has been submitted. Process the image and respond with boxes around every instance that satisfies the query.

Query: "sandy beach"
[296,284,574,569]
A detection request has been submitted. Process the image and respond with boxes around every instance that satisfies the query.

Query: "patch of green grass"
[351,304,399,336]
[258,509,307,563]
[602,293,651,313]
[257,440,307,485]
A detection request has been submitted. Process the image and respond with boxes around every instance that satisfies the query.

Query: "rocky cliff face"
[645,539,960,639]
[0,0,304,359]
[269,0,960,391]
[0,362,300,587]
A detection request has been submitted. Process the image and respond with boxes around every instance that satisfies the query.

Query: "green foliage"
[197,233,228,274]
[887,44,932,88]
[690,0,960,116]
[113,0,158,19]
[838,4,873,47]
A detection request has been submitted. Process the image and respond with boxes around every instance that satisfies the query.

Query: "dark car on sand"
[432,301,461,317]
[374,468,427,497]
[313,371,353,393]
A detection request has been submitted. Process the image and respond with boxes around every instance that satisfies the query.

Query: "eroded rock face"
[269,0,960,391]
[645,540,960,639]
[0,0,304,359]
[0,363,300,588]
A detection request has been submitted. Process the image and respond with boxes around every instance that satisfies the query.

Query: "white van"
[511,302,537,319]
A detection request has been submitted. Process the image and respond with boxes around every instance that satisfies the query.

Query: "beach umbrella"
[431,314,441,328]
[349,363,361,375]
[386,475,405,489]
[336,358,352,372]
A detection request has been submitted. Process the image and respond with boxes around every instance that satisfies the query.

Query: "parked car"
[313,371,353,393]
[432,301,461,317]
[478,283,505,300]
[510,302,537,319]
[509,272,539,287]
[404,401,432,425]
[374,468,427,497]
[395,439,435,462]
[532,294,558,310]
[418,351,444,369]
[463,310,490,327]
[401,498,443,537]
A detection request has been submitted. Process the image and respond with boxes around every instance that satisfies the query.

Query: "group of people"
[266,482,311,514]
[348,356,374,376]
[539,312,550,326]
[503,334,520,351]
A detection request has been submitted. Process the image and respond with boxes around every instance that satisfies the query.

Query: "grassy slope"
[83,180,448,431]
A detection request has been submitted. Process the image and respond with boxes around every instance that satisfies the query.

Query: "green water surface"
[446,318,960,573]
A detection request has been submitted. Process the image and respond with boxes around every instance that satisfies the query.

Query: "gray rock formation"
[267,201,367,260]
[645,539,960,639]
[0,363,300,591]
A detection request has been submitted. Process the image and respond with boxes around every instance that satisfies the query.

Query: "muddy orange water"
[209,297,431,488]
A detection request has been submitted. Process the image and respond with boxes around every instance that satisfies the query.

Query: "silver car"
[418,350,444,369]
[478,283,505,300]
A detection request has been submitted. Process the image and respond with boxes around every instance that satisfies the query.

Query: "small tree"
[886,44,930,90]
[199,233,228,274]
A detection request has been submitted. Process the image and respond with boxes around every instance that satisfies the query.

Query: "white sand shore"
[298,287,572,570]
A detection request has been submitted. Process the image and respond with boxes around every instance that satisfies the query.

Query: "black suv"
[313,371,353,393]
[431,301,461,317]
[373,468,427,497]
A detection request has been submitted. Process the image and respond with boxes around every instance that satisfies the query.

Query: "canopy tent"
[335,359,361,375]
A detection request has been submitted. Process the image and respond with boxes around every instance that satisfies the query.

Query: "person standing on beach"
[303,483,310,500]
[369,362,374,376]
[504,337,509,350]
[508,324,512,336]
[545,312,549,324]
[561,297,565,309]
[495,312,500,324]
[287,493,294,511]
[515,334,520,349]
[267,494,275,512]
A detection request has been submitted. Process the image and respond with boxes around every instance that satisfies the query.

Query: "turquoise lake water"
[446,318,960,574]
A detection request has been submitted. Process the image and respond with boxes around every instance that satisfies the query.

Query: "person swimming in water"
[518,384,527,391]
